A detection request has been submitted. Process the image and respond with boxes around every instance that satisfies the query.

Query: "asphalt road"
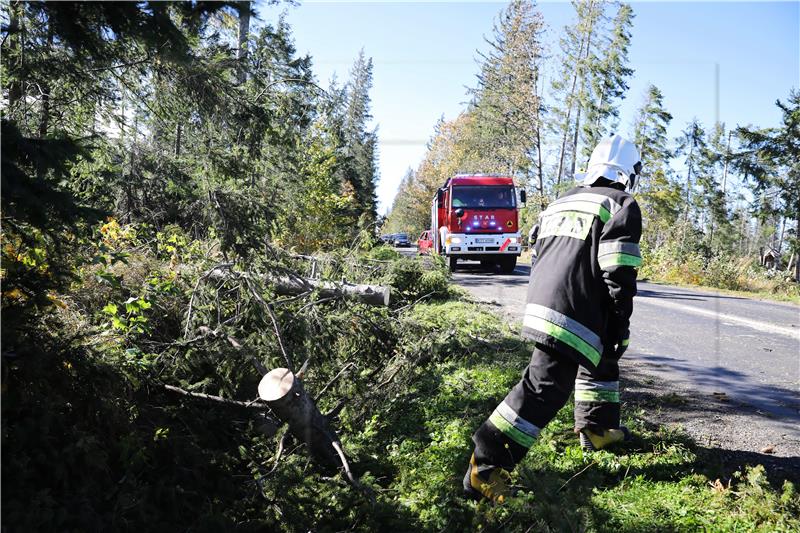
[445,257,800,459]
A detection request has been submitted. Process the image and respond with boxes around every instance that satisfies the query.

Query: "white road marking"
[638,296,800,341]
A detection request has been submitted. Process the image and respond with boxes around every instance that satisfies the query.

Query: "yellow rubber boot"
[579,426,631,451]
[463,453,511,503]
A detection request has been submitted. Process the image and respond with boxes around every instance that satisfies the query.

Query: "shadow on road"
[620,367,800,487]
[632,352,800,421]
[637,289,707,302]
[453,264,530,287]
[637,286,746,302]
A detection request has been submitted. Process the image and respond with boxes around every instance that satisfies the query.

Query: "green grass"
[333,300,800,532]
[4,283,797,531]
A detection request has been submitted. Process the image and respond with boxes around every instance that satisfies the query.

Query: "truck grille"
[485,246,500,251]
[467,247,484,251]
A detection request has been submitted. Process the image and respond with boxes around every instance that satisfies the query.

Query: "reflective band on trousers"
[575,379,619,392]
[524,304,603,366]
[598,241,642,269]
[488,401,540,449]
[575,390,620,403]
[575,379,620,403]
[551,192,623,220]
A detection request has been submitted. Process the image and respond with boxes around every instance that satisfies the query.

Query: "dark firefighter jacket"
[522,184,642,369]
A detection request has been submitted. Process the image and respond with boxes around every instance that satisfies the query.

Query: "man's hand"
[613,330,630,360]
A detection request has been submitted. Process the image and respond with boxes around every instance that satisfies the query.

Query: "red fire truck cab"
[431,174,526,273]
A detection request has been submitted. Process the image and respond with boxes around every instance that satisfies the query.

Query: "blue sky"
[259,1,799,213]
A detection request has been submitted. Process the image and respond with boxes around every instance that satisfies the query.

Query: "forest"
[383,1,799,296]
[1,1,799,532]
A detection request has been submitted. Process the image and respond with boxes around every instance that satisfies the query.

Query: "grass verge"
[332,299,800,532]
[3,245,798,531]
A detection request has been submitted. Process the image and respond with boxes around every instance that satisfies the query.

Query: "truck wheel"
[499,256,517,274]
[448,256,458,272]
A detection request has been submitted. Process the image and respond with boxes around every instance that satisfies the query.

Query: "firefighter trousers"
[472,343,620,473]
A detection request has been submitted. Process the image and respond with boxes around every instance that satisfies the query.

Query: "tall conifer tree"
[469,0,547,195]
[582,2,634,163]
[342,50,379,224]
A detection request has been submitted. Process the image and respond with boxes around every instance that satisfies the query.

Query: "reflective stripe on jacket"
[522,185,642,368]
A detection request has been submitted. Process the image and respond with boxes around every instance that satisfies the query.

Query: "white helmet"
[575,134,642,190]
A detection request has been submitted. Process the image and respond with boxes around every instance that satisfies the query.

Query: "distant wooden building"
[760,246,781,270]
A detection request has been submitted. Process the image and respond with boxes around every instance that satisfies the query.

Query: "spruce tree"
[342,50,379,225]
[550,0,605,186]
[630,84,682,248]
[583,2,635,163]
[736,90,800,279]
[700,123,733,250]
[675,120,713,227]
[469,0,547,198]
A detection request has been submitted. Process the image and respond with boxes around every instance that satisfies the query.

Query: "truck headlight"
[449,237,462,244]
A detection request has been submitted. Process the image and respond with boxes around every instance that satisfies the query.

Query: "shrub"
[703,252,745,290]
[368,245,401,261]
[418,270,450,298]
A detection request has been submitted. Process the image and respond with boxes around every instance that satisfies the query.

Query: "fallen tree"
[258,367,369,495]
[202,264,391,307]
[268,275,391,307]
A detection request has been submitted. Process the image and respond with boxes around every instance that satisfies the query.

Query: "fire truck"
[431,174,526,273]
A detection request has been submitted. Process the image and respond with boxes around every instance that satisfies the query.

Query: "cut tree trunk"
[258,368,342,469]
[205,270,391,306]
[268,275,391,306]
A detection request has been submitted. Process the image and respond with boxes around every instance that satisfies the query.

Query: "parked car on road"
[417,230,433,255]
[393,233,411,247]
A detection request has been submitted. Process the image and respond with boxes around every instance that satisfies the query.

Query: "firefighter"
[464,135,643,503]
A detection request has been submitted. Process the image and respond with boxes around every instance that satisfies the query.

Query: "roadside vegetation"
[3,225,798,530]
[640,236,800,303]
[383,1,799,296]
[2,1,798,531]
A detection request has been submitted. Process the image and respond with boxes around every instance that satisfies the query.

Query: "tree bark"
[237,1,251,84]
[175,123,182,157]
[207,269,391,306]
[555,1,595,186]
[534,100,545,206]
[570,7,596,178]
[163,383,270,410]
[684,141,694,224]
[269,275,391,306]
[7,1,23,111]
[38,22,53,139]
[555,92,576,188]
[258,368,342,469]
[795,216,800,281]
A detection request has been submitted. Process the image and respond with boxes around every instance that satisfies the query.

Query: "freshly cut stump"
[258,368,340,467]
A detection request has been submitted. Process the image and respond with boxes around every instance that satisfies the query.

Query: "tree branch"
[162,384,270,410]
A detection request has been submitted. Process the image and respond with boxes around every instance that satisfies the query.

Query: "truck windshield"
[451,186,516,209]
